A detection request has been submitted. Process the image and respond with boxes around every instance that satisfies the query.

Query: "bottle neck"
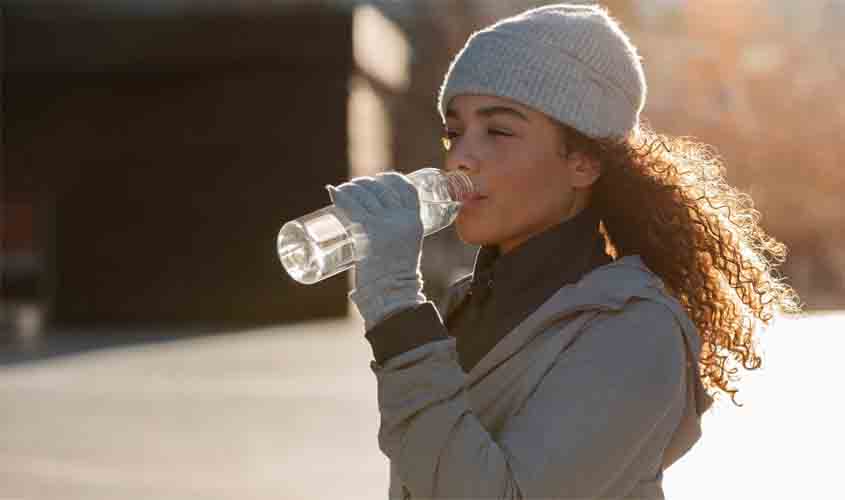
[443,171,475,203]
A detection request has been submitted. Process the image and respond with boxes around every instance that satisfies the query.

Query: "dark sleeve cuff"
[364,302,450,365]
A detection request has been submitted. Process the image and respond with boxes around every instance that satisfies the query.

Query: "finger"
[356,176,403,209]
[334,179,385,215]
[377,172,419,210]
[326,185,369,221]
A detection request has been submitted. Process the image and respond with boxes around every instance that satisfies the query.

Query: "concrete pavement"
[1,310,842,499]
[1,313,387,500]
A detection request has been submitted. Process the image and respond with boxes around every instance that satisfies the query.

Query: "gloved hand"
[326,172,426,330]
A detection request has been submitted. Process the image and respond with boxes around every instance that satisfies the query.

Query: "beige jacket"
[370,256,714,499]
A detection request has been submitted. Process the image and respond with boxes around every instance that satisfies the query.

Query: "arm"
[371,300,687,499]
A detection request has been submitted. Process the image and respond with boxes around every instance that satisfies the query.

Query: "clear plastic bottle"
[277,168,475,285]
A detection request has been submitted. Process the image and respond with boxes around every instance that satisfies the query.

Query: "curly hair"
[562,123,803,407]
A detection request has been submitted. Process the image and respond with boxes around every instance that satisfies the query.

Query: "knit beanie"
[437,3,647,139]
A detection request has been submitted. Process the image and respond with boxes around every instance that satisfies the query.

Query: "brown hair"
[563,123,802,407]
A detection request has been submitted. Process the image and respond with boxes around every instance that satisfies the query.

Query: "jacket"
[369,255,714,499]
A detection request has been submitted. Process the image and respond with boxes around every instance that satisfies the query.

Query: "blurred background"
[3,0,844,333]
[1,1,842,499]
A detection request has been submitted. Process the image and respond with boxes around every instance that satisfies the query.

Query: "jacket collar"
[445,254,712,415]
[445,255,663,321]
[469,203,604,299]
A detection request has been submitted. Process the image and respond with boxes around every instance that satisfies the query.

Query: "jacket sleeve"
[364,302,451,364]
[370,299,688,499]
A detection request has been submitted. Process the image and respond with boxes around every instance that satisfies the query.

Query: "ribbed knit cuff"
[349,271,426,331]
[364,302,450,365]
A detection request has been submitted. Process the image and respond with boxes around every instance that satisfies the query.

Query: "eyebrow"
[445,105,530,122]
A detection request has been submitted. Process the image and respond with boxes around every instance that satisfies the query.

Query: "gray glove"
[326,172,426,330]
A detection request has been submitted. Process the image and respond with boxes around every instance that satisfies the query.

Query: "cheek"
[500,164,566,212]
[454,149,571,244]
[492,162,574,227]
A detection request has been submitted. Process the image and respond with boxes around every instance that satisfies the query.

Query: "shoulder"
[590,299,686,351]
[574,299,688,388]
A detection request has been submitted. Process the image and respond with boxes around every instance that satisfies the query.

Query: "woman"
[327,4,800,498]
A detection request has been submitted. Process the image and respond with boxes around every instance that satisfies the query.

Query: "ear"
[567,152,601,189]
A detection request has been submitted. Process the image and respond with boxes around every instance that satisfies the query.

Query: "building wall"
[3,5,354,325]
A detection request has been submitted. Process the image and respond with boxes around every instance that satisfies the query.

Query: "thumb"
[325,184,337,203]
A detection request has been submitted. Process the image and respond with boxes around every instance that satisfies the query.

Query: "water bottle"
[277,168,476,284]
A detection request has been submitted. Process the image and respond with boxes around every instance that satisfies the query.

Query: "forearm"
[370,338,521,499]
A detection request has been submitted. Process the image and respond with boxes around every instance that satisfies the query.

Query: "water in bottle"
[277,168,475,284]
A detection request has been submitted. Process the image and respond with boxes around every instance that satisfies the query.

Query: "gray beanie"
[437,3,647,139]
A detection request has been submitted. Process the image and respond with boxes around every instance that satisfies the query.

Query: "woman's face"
[443,94,594,254]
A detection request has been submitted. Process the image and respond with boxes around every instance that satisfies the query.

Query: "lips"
[459,191,487,203]
[460,192,488,208]
[464,177,487,203]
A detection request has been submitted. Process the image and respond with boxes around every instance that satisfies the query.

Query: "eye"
[441,128,512,151]
[489,128,513,137]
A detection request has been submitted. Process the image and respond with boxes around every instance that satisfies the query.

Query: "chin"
[455,219,497,248]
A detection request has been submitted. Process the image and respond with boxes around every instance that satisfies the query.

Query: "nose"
[444,137,481,175]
